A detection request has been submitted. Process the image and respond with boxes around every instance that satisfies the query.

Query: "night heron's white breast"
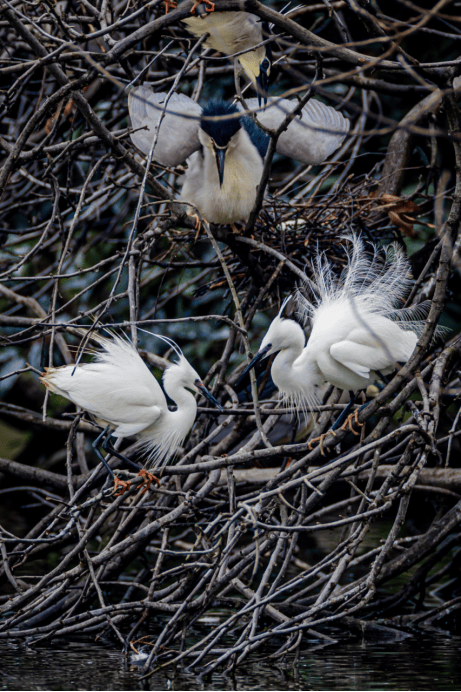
[180,127,264,224]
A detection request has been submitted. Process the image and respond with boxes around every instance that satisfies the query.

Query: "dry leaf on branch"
[368,192,422,237]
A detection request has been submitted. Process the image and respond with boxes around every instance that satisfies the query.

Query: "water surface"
[1,633,460,690]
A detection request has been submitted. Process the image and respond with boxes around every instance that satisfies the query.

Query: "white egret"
[128,86,349,224]
[41,331,222,494]
[239,236,431,451]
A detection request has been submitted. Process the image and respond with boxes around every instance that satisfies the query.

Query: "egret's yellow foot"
[340,409,364,436]
[137,469,161,494]
[189,213,201,241]
[113,476,131,496]
[190,0,215,13]
[308,430,337,456]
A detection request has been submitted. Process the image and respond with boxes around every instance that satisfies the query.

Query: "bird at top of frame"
[181,0,273,106]
[128,86,350,225]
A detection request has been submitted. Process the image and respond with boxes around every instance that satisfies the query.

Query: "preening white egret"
[240,236,431,450]
[41,332,222,494]
[128,86,349,224]
[181,3,272,105]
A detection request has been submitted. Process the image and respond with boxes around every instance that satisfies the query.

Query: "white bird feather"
[128,87,350,223]
[128,88,349,167]
[128,87,202,167]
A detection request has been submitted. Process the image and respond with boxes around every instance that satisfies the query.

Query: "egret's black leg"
[102,437,142,472]
[375,370,391,391]
[92,427,135,496]
[103,439,159,493]
[376,370,389,384]
[332,392,357,431]
[92,426,116,479]
[92,427,158,495]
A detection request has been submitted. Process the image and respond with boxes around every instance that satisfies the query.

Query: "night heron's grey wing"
[245,97,350,164]
[128,86,202,167]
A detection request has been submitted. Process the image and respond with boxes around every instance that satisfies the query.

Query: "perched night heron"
[128,86,350,225]
[181,2,272,105]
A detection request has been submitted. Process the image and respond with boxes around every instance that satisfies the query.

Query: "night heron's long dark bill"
[195,380,223,410]
[236,343,272,387]
[213,144,227,187]
[256,61,270,107]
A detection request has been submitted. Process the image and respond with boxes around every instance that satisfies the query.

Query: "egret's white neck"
[162,376,198,441]
[271,341,303,392]
[140,373,197,468]
[272,344,320,414]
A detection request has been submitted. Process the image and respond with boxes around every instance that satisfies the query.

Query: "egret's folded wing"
[45,364,165,434]
[330,323,418,377]
[329,342,373,379]
[246,97,349,164]
[128,86,202,166]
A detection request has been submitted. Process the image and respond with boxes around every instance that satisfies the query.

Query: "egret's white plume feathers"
[297,235,420,328]
[294,235,428,395]
[41,331,220,468]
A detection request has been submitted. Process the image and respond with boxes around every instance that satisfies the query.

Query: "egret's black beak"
[213,144,227,187]
[236,343,272,387]
[195,380,224,411]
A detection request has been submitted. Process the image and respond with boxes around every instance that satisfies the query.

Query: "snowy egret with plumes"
[41,331,222,494]
[239,236,432,449]
[128,86,349,225]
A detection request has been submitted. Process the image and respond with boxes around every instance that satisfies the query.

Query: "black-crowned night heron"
[181,1,272,105]
[128,86,350,225]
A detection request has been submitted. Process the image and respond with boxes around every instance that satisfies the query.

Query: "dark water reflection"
[0,634,460,691]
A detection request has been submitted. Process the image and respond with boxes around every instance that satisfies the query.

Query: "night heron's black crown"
[200,101,241,147]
